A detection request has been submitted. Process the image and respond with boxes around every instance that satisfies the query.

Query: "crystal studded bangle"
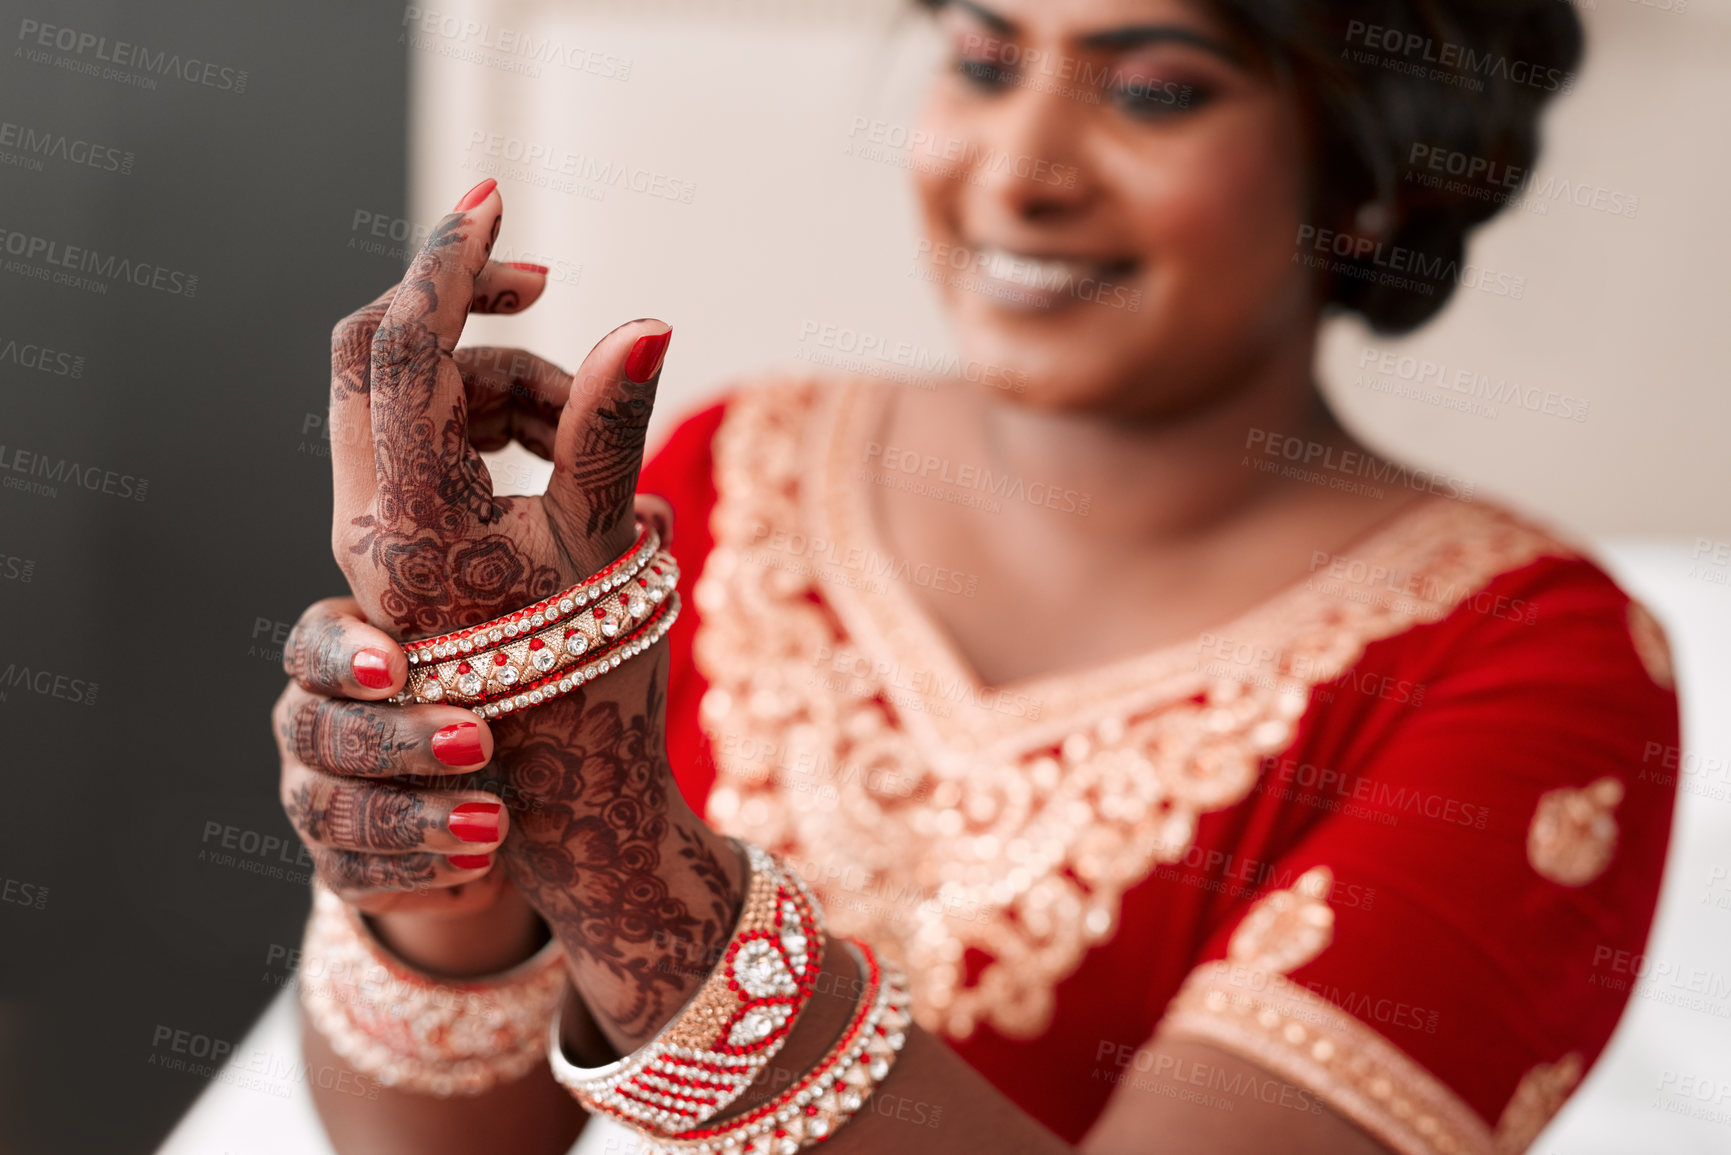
[297,882,567,1097]
[549,842,826,1136]
[393,547,681,715]
[630,941,912,1155]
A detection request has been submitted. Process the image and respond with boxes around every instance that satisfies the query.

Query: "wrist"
[369,883,547,977]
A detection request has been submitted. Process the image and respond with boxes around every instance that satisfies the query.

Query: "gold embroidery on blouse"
[1162,964,1495,1155]
[1227,866,1336,975]
[1492,1053,1582,1154]
[694,378,1569,1040]
[1527,778,1622,887]
[1626,601,1675,690]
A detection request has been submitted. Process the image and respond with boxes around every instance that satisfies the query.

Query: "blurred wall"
[0,1,405,1151]
[409,0,1731,540]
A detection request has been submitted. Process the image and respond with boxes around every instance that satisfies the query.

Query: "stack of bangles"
[390,519,681,718]
[297,523,910,1144]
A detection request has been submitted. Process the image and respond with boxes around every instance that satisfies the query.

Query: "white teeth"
[977,247,1084,290]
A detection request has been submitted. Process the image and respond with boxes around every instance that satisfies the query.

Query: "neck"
[925,328,1346,545]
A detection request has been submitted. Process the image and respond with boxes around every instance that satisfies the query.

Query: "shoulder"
[1350,498,1676,699]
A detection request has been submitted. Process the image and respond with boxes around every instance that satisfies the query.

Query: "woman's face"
[915,0,1317,416]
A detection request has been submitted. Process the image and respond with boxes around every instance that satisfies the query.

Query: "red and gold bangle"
[646,941,912,1154]
[392,548,680,712]
[297,882,566,1097]
[472,590,682,720]
[549,843,827,1136]
[393,520,657,679]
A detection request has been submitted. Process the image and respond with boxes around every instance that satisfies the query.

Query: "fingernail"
[454,178,497,212]
[431,722,485,767]
[449,802,501,844]
[625,329,672,384]
[448,854,491,870]
[352,649,393,690]
[507,261,549,275]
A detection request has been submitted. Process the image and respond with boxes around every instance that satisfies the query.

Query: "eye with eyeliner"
[1110,74,1210,119]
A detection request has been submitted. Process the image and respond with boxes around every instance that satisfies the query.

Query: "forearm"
[302,1016,584,1155]
[488,646,1068,1152]
[304,889,586,1155]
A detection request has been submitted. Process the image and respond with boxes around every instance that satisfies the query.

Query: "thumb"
[544,319,672,574]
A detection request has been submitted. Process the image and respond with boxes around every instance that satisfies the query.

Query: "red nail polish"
[625,329,672,384]
[352,649,393,690]
[447,854,491,870]
[449,802,501,844]
[507,261,549,275]
[454,178,497,212]
[431,722,485,767]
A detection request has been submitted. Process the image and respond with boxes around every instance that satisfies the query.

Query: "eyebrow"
[948,1,1241,64]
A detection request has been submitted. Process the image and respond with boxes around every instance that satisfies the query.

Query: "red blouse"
[637,378,1678,1155]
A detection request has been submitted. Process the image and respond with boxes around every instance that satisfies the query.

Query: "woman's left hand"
[327,178,672,641]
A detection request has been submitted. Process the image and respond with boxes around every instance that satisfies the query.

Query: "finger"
[633,493,674,548]
[471,260,548,316]
[544,319,673,573]
[281,763,508,854]
[283,597,408,700]
[368,180,504,518]
[456,345,572,458]
[327,256,544,522]
[271,681,494,779]
[309,845,495,903]
[341,868,509,918]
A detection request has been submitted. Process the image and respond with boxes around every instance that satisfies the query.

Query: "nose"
[967,83,1096,224]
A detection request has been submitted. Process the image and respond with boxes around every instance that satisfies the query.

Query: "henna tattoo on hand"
[496,665,742,1046]
[285,781,440,853]
[337,211,571,637]
[284,612,352,690]
[289,697,420,778]
[562,386,657,539]
[311,846,443,896]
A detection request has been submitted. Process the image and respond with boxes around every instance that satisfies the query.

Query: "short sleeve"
[1156,557,1679,1155]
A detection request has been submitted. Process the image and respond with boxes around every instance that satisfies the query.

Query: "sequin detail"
[1527,777,1623,887]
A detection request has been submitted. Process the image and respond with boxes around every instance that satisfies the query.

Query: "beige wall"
[409,0,1731,539]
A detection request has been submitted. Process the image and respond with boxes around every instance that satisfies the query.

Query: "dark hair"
[915,1,1584,333]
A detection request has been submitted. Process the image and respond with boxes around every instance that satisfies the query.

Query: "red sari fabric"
[636,379,1678,1154]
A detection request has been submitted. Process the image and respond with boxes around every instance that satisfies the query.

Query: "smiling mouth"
[972,246,1139,299]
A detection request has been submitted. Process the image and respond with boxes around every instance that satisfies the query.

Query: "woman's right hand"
[273,595,512,919]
